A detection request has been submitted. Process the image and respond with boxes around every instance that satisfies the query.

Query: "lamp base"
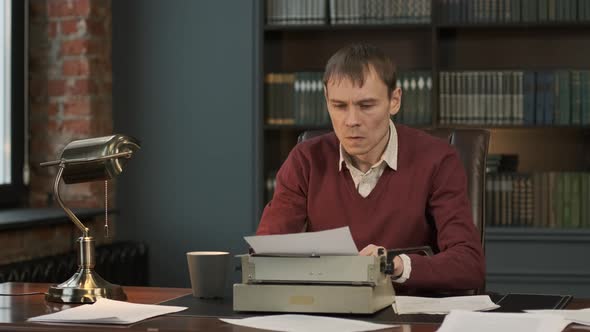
[46,268,127,303]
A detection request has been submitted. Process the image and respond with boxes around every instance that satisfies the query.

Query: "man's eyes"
[331,103,375,110]
[359,104,375,109]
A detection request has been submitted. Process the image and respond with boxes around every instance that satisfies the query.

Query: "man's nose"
[344,108,361,127]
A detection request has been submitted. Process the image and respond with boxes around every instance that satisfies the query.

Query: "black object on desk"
[490,293,573,312]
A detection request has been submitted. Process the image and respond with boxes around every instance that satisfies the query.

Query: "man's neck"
[349,128,390,173]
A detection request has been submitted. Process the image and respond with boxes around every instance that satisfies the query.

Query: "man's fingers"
[359,244,377,256]
[359,244,385,257]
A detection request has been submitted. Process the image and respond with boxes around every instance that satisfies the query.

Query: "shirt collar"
[338,119,398,172]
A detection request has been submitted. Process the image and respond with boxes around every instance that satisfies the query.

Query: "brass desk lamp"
[40,134,140,303]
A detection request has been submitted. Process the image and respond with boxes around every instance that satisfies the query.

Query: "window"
[1,0,12,184]
[0,0,25,207]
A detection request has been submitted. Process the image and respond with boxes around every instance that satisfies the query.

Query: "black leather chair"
[425,128,490,251]
[298,128,490,293]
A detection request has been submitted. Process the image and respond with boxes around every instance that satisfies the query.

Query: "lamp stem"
[54,164,89,237]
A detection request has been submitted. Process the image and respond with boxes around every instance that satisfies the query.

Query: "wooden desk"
[1,282,588,332]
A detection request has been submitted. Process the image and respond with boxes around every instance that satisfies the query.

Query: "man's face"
[325,67,401,162]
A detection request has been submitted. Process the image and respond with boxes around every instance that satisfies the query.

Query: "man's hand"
[359,244,385,257]
[359,244,404,278]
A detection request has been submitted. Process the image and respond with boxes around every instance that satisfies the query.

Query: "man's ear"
[389,87,402,116]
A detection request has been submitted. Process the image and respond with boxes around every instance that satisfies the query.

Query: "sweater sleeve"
[256,147,309,235]
[403,149,486,291]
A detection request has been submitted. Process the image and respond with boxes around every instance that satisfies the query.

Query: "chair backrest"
[425,128,490,249]
[297,128,490,248]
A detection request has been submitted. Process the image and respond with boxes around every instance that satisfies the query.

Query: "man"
[257,44,485,293]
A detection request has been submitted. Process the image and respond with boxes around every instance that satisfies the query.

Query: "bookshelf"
[257,0,590,231]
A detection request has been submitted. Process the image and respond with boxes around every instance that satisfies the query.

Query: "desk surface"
[1,282,588,332]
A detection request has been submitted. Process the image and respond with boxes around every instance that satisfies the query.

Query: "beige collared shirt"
[338,119,411,283]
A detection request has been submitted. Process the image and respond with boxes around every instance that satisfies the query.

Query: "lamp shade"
[60,134,140,184]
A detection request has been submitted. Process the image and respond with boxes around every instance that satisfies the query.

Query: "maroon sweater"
[257,124,485,292]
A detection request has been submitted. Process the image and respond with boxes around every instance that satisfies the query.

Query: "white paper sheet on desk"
[437,310,571,332]
[245,226,358,255]
[27,298,187,324]
[526,308,590,326]
[220,314,396,332]
[393,295,500,314]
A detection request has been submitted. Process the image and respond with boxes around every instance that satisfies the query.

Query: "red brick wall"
[29,0,113,209]
[0,218,108,265]
[1,0,115,265]
[0,224,76,265]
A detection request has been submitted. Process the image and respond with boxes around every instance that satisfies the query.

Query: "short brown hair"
[323,44,397,97]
